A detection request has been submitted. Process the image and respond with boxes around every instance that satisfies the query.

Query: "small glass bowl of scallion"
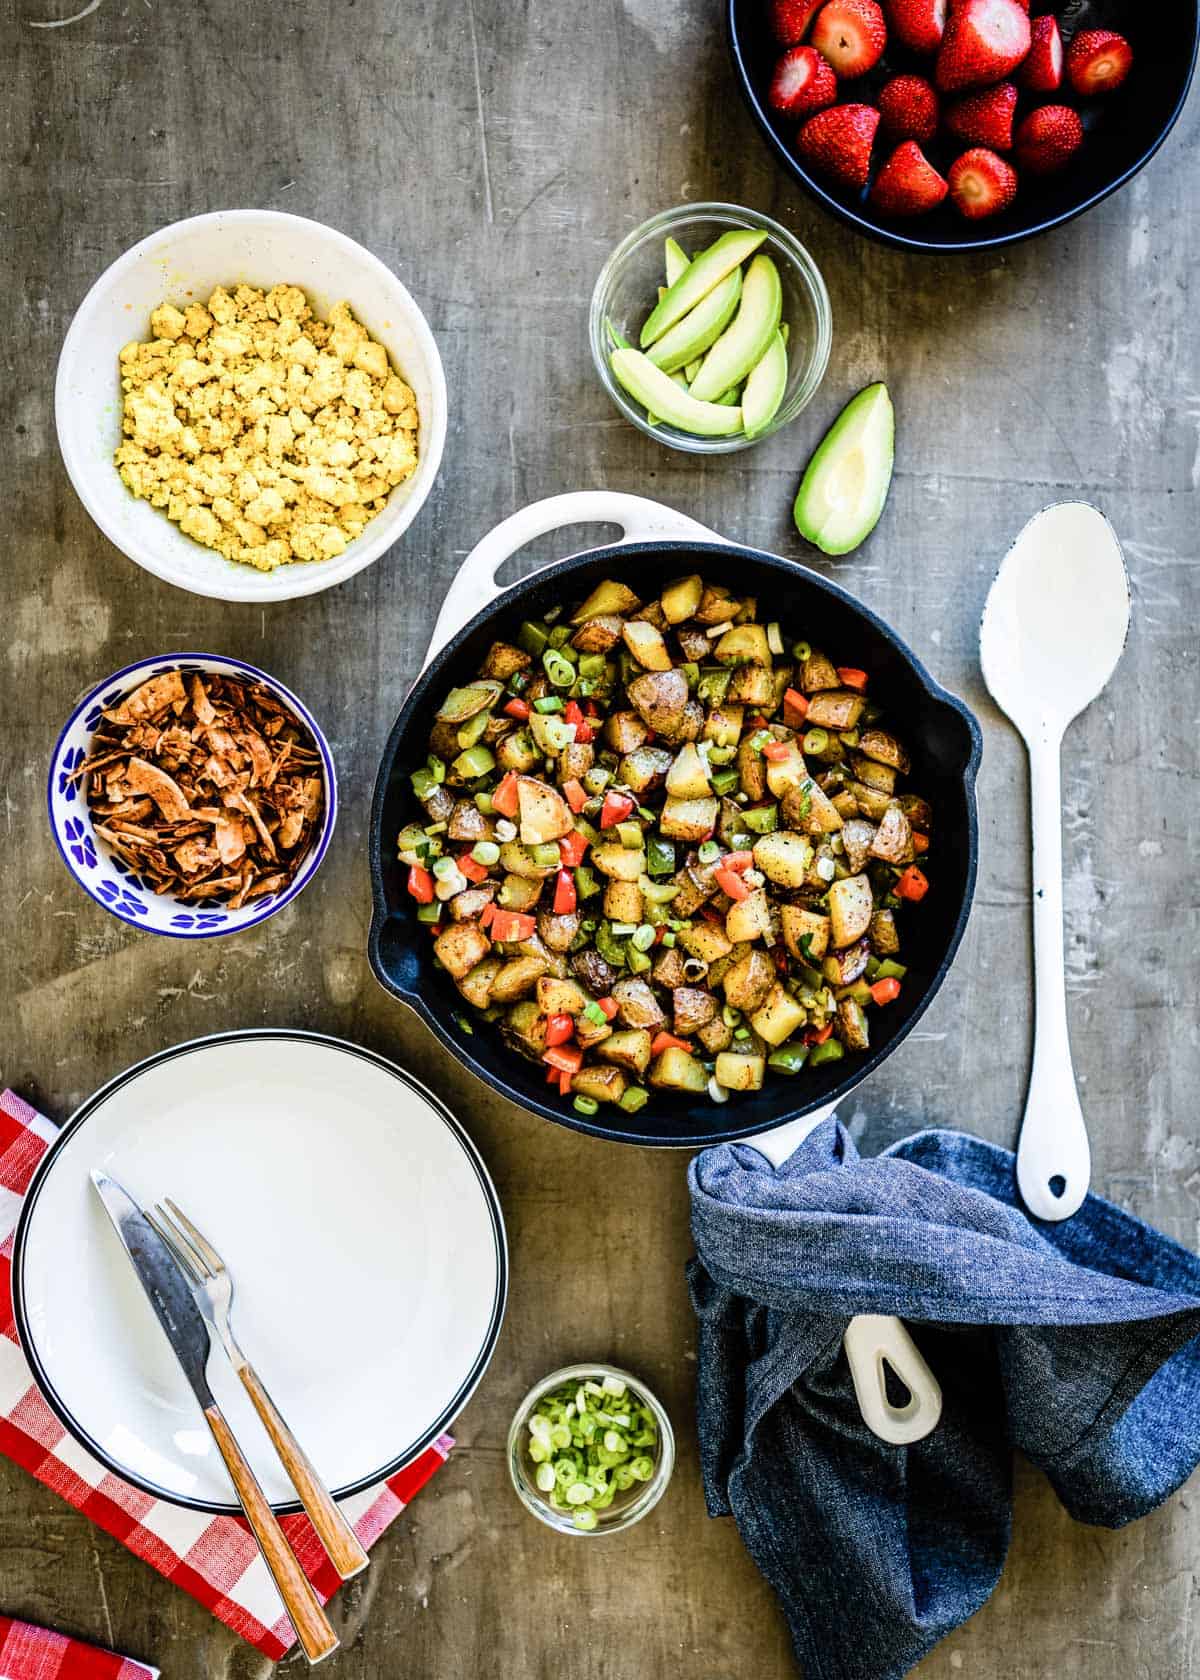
[507,1363,675,1536]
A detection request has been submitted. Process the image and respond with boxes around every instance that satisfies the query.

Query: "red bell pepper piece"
[782,687,809,728]
[808,1022,834,1045]
[714,867,750,902]
[559,1069,573,1095]
[406,864,434,903]
[490,909,537,943]
[895,865,929,902]
[479,900,497,930]
[596,996,619,1020]
[723,850,754,872]
[912,832,930,854]
[457,852,489,884]
[544,1014,576,1048]
[600,790,635,829]
[503,696,531,720]
[836,667,868,692]
[562,700,595,744]
[558,829,589,867]
[562,778,588,814]
[552,868,577,916]
[650,1031,693,1057]
[543,1043,583,1075]
[492,771,520,819]
[870,977,902,1005]
[762,740,791,762]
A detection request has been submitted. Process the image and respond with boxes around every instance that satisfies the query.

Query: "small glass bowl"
[507,1362,675,1537]
[589,201,832,455]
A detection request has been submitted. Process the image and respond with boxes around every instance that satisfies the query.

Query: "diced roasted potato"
[737,736,767,802]
[693,583,735,625]
[501,1000,548,1060]
[603,880,644,923]
[846,781,893,821]
[804,841,838,891]
[449,884,498,922]
[571,613,624,654]
[840,818,877,873]
[489,952,550,1002]
[496,729,540,773]
[857,728,911,775]
[870,802,914,865]
[752,831,814,888]
[678,927,731,973]
[851,753,896,794]
[598,1029,653,1076]
[434,920,492,980]
[576,1014,613,1051]
[480,641,531,681]
[652,944,689,989]
[627,668,689,735]
[782,776,844,834]
[620,746,673,794]
[713,624,772,667]
[591,842,645,881]
[714,1052,765,1092]
[448,799,492,843]
[800,648,840,692]
[898,794,933,833]
[721,947,774,1013]
[436,680,502,723]
[648,1046,708,1092]
[661,796,719,842]
[750,984,807,1047]
[805,689,867,731]
[537,975,589,1015]
[725,889,772,944]
[604,710,649,754]
[827,874,874,948]
[869,909,900,955]
[725,664,776,707]
[665,742,712,800]
[823,938,871,986]
[498,872,542,910]
[517,776,573,845]
[765,741,811,800]
[623,618,673,671]
[661,574,703,623]
[458,954,503,1010]
[831,789,860,820]
[538,908,582,952]
[698,1015,733,1054]
[572,949,620,996]
[632,598,668,632]
[781,905,830,962]
[707,941,749,989]
[671,860,719,918]
[418,781,455,825]
[836,997,870,1052]
[571,1063,628,1104]
[611,976,665,1029]
[676,626,712,662]
[500,840,556,879]
[704,704,744,746]
[673,986,718,1036]
[559,742,595,783]
[571,579,641,623]
[663,698,704,744]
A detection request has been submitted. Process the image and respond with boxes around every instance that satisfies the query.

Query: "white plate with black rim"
[13,1031,506,1513]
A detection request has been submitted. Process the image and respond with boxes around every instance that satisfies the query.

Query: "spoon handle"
[1017,723,1091,1221]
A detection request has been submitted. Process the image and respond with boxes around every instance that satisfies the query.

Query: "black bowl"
[727,0,1198,253]
[369,541,981,1148]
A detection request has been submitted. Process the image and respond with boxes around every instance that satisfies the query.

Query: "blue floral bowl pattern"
[48,653,337,939]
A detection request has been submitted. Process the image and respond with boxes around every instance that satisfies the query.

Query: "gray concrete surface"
[3,0,1198,1674]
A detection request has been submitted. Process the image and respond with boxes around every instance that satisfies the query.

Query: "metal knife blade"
[90,1169,214,1407]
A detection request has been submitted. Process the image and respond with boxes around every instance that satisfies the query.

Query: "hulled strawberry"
[769,0,826,45]
[810,0,888,77]
[797,102,881,189]
[1019,15,1063,92]
[1066,28,1133,96]
[884,0,946,53]
[877,74,939,143]
[1014,103,1084,173]
[769,45,839,115]
[943,81,1018,150]
[947,146,1018,219]
[936,0,1031,92]
[870,140,949,214]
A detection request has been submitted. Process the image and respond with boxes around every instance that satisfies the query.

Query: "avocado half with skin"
[793,383,895,557]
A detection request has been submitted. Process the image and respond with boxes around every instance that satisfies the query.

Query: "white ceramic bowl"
[48,652,337,938]
[55,209,448,602]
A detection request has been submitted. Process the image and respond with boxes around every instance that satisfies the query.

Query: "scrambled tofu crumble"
[115,283,420,571]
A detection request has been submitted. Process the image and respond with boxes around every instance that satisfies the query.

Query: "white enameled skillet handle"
[742,1104,943,1447]
[421,492,728,673]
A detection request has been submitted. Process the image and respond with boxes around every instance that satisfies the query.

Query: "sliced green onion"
[544,648,576,688]
[573,1095,599,1115]
[631,924,656,952]
[471,840,500,866]
[766,621,784,655]
[697,839,721,864]
[432,855,459,880]
[793,640,811,661]
[533,695,564,713]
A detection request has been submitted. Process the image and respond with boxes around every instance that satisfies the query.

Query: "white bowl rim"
[55,207,448,603]
[47,651,338,939]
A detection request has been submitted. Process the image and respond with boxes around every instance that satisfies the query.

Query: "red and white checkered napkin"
[0,1090,453,1662]
[0,1615,159,1679]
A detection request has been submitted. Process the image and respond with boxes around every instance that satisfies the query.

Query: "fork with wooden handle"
[146,1198,370,1581]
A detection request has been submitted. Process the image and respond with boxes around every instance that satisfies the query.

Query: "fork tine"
[153,1203,214,1280]
[145,1208,205,1283]
[163,1198,226,1276]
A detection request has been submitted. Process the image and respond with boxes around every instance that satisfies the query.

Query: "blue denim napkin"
[688,1120,1200,1680]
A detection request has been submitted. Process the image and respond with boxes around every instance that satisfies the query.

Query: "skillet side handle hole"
[882,1359,912,1412]
[1048,1174,1066,1199]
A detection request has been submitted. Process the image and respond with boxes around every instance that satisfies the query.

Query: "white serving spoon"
[980,503,1130,1221]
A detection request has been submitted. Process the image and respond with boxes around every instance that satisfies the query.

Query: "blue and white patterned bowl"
[49,653,337,939]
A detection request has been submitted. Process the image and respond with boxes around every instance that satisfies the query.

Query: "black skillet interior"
[369,542,982,1148]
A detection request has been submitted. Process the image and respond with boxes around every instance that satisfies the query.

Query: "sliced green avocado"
[664,237,690,286]
[793,383,895,556]
[640,228,766,347]
[611,348,743,436]
[648,268,742,375]
[689,255,782,403]
[741,329,789,439]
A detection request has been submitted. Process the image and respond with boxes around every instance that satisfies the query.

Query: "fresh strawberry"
[943,81,1018,149]
[810,0,888,77]
[877,74,939,142]
[797,102,881,189]
[885,0,946,54]
[1014,103,1084,172]
[870,140,949,214]
[769,0,826,44]
[936,0,1031,91]
[1066,28,1132,96]
[768,45,839,115]
[1019,15,1062,92]
[947,146,1018,219]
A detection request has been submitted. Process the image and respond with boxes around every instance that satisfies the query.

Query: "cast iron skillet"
[369,493,982,1148]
